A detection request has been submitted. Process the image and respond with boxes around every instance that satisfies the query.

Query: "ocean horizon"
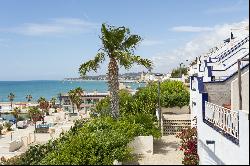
[0,80,145,102]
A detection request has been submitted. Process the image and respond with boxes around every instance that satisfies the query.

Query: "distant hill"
[64,72,155,81]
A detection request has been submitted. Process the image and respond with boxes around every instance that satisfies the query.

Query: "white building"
[189,25,249,164]
[61,91,109,113]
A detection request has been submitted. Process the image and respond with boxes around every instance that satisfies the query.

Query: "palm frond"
[116,52,153,70]
[79,52,105,77]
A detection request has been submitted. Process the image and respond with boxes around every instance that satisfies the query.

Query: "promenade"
[0,113,76,159]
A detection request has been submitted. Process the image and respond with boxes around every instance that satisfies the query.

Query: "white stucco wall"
[190,77,202,127]
[190,75,249,165]
[197,105,249,165]
[9,139,23,152]
[231,70,249,111]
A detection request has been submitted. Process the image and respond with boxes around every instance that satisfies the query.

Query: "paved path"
[125,135,184,165]
[0,119,74,159]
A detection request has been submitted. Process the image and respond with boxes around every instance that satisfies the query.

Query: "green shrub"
[0,125,3,135]
[4,122,12,131]
[95,80,189,118]
[0,114,160,165]
[171,67,188,78]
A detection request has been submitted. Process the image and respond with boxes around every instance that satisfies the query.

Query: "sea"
[0,80,145,102]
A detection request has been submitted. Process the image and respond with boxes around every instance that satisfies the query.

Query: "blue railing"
[209,36,249,62]
[221,48,247,63]
[212,53,249,72]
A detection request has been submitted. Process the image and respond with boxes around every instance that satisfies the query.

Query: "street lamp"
[155,73,163,132]
[179,63,184,78]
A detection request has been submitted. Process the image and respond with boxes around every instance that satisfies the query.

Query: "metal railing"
[211,36,249,62]
[205,101,239,140]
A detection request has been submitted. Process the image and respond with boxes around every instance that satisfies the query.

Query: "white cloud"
[0,18,98,36]
[151,19,249,73]
[171,26,214,32]
[141,39,164,46]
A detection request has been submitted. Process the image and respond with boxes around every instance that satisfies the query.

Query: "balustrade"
[205,101,239,139]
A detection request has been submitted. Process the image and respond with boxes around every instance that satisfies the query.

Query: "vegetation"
[0,124,3,135]
[50,97,57,108]
[11,107,21,128]
[28,106,42,131]
[8,93,15,110]
[0,114,160,165]
[176,127,199,165]
[94,80,189,117]
[57,93,63,108]
[37,97,49,122]
[26,94,33,102]
[68,87,84,113]
[79,23,152,118]
[171,67,188,78]
[4,122,12,131]
[0,80,188,165]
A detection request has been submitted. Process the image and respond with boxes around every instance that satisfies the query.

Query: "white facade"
[189,26,249,165]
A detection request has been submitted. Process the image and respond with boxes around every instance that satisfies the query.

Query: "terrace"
[204,101,239,144]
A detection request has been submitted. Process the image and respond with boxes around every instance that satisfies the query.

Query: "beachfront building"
[61,91,109,113]
[189,24,249,165]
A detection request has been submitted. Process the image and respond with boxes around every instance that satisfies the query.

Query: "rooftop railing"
[204,101,239,144]
[210,36,249,62]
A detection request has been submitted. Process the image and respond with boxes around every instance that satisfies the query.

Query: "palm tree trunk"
[108,57,119,118]
[10,101,13,110]
[42,109,45,124]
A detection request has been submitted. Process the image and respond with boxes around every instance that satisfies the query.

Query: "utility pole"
[237,58,249,110]
[155,73,163,133]
[180,63,183,78]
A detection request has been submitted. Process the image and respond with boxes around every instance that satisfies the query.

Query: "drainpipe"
[237,58,249,110]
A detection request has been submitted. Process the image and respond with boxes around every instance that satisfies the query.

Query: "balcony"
[204,101,239,144]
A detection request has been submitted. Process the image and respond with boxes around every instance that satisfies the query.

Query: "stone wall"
[161,106,189,114]
[204,66,249,106]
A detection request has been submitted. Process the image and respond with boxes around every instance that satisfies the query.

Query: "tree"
[0,124,3,135]
[26,94,33,102]
[68,87,83,114]
[50,97,56,109]
[57,93,63,108]
[11,107,21,128]
[28,106,42,132]
[79,23,152,118]
[8,93,15,110]
[171,67,188,78]
[37,97,49,123]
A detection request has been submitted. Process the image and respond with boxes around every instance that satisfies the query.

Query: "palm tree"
[8,93,15,110]
[57,93,63,108]
[68,87,83,114]
[28,106,41,132]
[37,97,49,123]
[50,97,57,109]
[12,107,21,128]
[79,24,152,118]
[26,94,33,102]
[74,87,84,112]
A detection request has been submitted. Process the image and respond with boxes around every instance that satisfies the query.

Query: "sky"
[0,0,249,81]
